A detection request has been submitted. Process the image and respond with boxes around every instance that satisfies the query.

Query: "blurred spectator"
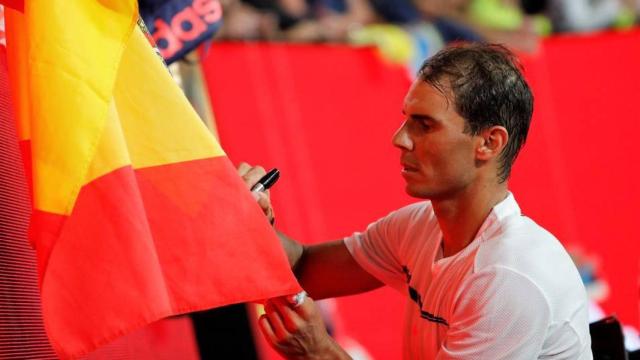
[215,0,639,77]
[418,0,542,53]
[545,0,632,32]
[218,0,377,41]
[569,247,640,353]
[217,0,279,39]
[218,0,543,57]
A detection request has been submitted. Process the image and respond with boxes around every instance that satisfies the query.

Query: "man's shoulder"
[472,215,591,359]
[476,215,569,270]
[474,214,586,301]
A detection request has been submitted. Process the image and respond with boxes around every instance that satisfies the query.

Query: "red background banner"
[201,31,640,358]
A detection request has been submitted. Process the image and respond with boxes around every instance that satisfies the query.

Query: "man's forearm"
[277,230,305,270]
[275,234,383,299]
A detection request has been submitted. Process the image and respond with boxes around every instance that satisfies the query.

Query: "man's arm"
[238,163,383,299]
[282,233,383,299]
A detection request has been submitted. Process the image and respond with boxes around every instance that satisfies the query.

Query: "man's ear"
[476,126,508,161]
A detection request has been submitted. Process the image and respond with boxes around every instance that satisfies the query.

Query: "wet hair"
[418,43,533,182]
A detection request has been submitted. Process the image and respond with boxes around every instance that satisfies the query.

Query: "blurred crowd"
[216,0,640,65]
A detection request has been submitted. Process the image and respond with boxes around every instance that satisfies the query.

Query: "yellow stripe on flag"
[85,101,131,182]
[80,25,227,187]
[112,27,225,172]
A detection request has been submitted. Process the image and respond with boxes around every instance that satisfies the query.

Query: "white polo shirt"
[344,193,592,359]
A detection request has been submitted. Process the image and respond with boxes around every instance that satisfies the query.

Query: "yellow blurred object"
[469,0,523,30]
[255,303,266,316]
[533,15,553,36]
[349,24,414,65]
[613,9,636,29]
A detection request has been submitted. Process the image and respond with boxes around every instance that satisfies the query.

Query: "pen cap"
[260,168,280,190]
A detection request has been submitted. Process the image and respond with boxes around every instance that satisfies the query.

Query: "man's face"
[393,80,479,200]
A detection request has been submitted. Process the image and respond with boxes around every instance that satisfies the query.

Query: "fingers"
[269,298,305,334]
[262,296,317,333]
[264,300,290,341]
[236,163,275,221]
[237,162,252,177]
[261,296,310,340]
[292,294,316,321]
[258,315,279,345]
[237,162,266,190]
[255,191,275,222]
[259,295,337,358]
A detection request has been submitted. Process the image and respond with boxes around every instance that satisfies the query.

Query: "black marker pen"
[250,168,280,194]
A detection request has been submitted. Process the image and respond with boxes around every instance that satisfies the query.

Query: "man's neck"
[432,182,508,258]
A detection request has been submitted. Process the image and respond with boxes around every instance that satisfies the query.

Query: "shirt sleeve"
[343,210,408,293]
[436,266,552,360]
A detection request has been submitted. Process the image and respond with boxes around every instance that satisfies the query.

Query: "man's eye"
[407,118,431,132]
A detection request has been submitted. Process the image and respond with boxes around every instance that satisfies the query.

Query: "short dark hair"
[418,43,533,182]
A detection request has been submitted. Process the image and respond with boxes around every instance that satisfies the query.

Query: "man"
[239,43,592,359]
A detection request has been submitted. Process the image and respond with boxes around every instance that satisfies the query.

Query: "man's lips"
[400,160,419,172]
[401,162,419,172]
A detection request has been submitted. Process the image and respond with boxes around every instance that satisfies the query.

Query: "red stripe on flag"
[135,156,298,305]
[36,156,298,357]
[0,0,23,11]
[18,140,31,195]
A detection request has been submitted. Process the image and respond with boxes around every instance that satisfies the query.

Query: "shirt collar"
[476,192,521,238]
[492,191,521,222]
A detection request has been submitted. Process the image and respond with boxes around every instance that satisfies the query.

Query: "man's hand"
[259,296,351,360]
[237,162,275,224]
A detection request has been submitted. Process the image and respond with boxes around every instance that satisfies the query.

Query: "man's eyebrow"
[410,113,439,123]
[411,114,433,120]
[402,109,439,123]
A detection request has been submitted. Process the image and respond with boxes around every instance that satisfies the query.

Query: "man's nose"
[392,121,413,151]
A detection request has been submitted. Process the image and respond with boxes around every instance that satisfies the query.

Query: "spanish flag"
[3,1,300,358]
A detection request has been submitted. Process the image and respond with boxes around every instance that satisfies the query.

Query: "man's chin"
[404,185,432,199]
